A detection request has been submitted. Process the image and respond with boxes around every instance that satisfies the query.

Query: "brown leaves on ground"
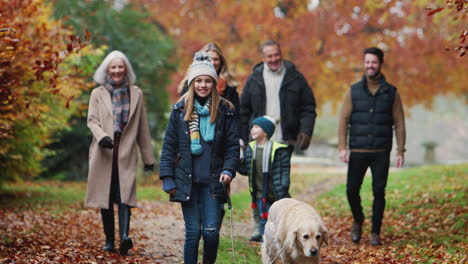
[318,196,467,263]
[0,181,466,263]
[0,201,185,264]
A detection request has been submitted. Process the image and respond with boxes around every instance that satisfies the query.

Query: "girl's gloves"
[162,177,176,193]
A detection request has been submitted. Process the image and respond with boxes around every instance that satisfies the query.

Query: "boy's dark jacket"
[238,141,291,200]
[159,99,239,203]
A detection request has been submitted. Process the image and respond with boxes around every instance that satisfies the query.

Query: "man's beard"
[366,68,381,77]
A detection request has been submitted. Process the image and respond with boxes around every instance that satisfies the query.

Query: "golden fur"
[262,198,329,264]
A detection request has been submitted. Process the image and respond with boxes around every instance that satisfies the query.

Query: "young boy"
[238,115,291,240]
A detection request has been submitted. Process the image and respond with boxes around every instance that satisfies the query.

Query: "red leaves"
[457,30,468,57]
[426,1,467,57]
[64,95,75,109]
[460,30,467,44]
[454,0,467,11]
[85,29,92,42]
[426,7,445,16]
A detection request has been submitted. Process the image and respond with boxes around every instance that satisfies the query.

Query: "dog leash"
[221,181,237,263]
[269,243,288,263]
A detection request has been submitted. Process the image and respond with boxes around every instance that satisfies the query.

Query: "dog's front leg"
[262,239,275,263]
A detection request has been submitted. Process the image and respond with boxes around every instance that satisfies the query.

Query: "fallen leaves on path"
[0,201,184,264]
[0,178,466,263]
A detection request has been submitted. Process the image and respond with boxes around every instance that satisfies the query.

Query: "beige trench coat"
[85,85,155,209]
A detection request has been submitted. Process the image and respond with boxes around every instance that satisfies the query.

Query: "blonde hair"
[201,43,237,87]
[178,77,234,123]
[93,50,136,85]
[177,43,237,94]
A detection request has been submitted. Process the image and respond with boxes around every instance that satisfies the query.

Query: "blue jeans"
[256,198,272,236]
[181,183,221,264]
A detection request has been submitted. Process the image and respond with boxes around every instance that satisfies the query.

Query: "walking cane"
[221,181,236,263]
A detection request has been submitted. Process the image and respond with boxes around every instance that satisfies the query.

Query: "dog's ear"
[320,224,329,246]
[285,229,298,249]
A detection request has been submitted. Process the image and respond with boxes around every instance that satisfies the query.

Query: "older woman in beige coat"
[86,50,155,255]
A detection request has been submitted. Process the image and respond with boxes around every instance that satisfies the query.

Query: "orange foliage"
[426,0,467,57]
[134,0,467,109]
[0,0,93,179]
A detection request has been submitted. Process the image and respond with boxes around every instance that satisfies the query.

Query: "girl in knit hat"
[177,43,239,116]
[238,115,292,241]
[159,51,239,264]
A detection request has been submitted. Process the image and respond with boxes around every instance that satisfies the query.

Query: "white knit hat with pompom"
[187,51,218,86]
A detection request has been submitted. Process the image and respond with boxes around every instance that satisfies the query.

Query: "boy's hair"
[364,47,384,63]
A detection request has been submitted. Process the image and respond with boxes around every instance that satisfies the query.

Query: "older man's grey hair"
[93,50,136,85]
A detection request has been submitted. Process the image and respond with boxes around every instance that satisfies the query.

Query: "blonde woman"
[178,43,239,116]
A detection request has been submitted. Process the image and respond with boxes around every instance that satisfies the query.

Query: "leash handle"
[221,180,236,263]
[221,181,232,209]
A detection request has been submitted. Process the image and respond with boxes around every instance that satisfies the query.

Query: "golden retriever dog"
[262,198,328,264]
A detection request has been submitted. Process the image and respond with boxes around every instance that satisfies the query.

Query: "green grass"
[0,178,167,211]
[217,236,261,264]
[0,180,86,211]
[316,163,468,215]
[136,183,167,201]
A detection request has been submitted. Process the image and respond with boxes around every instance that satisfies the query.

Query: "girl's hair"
[178,76,233,123]
[93,50,136,85]
[177,43,237,94]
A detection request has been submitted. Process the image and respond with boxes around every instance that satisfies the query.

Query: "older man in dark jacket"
[240,40,317,152]
[239,40,317,241]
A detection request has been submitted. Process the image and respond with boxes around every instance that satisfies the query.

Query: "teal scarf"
[189,99,216,155]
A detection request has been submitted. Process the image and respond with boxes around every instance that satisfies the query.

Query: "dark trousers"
[101,132,131,241]
[109,132,122,205]
[346,151,390,234]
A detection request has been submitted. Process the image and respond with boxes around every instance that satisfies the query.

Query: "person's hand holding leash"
[219,174,232,184]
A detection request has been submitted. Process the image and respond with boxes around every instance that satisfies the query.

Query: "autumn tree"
[134,0,467,109]
[41,0,176,180]
[0,0,100,183]
[426,0,467,57]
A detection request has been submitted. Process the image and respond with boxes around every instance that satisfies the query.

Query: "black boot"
[350,221,363,243]
[101,208,116,253]
[118,204,133,255]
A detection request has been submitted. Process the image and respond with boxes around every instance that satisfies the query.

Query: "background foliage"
[40,0,177,180]
[135,0,467,109]
[1,0,466,182]
[0,0,101,183]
